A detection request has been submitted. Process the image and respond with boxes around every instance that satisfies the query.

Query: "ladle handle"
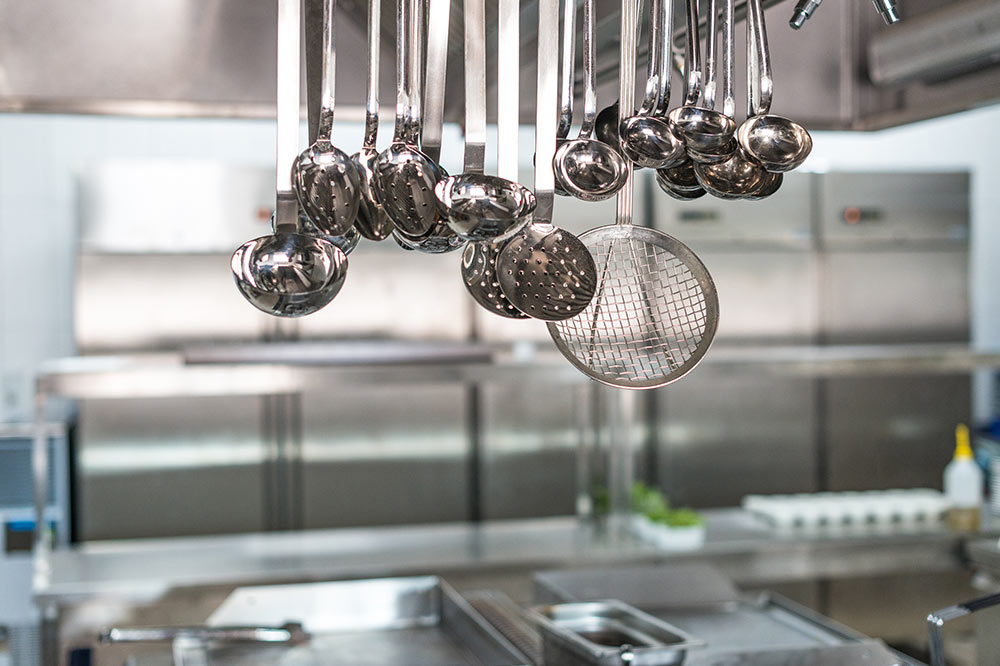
[654,0,675,116]
[316,0,338,141]
[392,0,410,141]
[497,0,520,180]
[617,0,636,226]
[578,0,598,137]
[746,0,773,116]
[422,0,450,162]
[682,0,702,106]
[699,0,718,110]
[462,0,486,172]
[362,0,380,149]
[275,0,301,231]
[534,0,558,221]
[722,0,735,118]
[557,0,577,141]
[407,0,425,145]
[638,0,664,116]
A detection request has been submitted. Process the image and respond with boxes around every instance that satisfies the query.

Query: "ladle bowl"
[693,149,767,200]
[436,174,536,242]
[619,115,687,169]
[392,218,466,254]
[231,230,348,317]
[594,103,621,150]
[668,107,737,153]
[737,114,812,172]
[553,138,629,201]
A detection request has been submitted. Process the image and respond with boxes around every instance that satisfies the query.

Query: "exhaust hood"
[0,0,998,130]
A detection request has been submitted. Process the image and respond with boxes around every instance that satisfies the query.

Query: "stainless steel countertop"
[34,510,988,607]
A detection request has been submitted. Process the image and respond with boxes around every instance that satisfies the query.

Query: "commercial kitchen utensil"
[736,0,813,172]
[547,0,719,389]
[461,240,529,318]
[530,600,702,666]
[619,0,687,169]
[292,0,361,237]
[594,101,621,150]
[298,209,362,254]
[553,0,576,198]
[669,0,737,160]
[391,0,466,253]
[352,0,394,241]
[232,0,348,318]
[495,0,597,322]
[552,0,629,201]
[695,0,769,199]
[928,591,1000,666]
[373,0,449,237]
[99,623,309,646]
[436,0,534,242]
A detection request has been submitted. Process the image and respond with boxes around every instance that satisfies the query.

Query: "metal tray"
[115,576,529,665]
[534,565,921,665]
[530,600,703,666]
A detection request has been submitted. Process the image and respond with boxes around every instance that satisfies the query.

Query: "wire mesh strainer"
[546,0,718,390]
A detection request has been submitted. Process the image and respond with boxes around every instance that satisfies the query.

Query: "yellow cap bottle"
[944,423,982,531]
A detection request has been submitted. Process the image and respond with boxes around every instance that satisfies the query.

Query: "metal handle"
[616,0,636,227]
[699,0,719,110]
[928,591,1000,666]
[682,0,702,106]
[316,0,338,141]
[654,0,675,115]
[578,0,597,137]
[392,0,410,141]
[746,0,773,116]
[722,0,735,117]
[462,0,486,171]
[362,0,381,149]
[496,0,520,180]
[637,0,663,115]
[275,0,301,232]
[99,623,308,645]
[407,0,425,144]
[534,0,558,222]
[422,0,450,162]
[557,0,577,141]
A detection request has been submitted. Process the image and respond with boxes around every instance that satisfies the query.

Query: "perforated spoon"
[373,0,449,237]
[496,0,597,322]
[619,0,687,169]
[233,0,347,318]
[552,0,629,201]
[352,0,394,241]
[291,0,361,237]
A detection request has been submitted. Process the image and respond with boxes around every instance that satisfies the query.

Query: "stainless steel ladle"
[552,0,629,201]
[352,0,394,241]
[232,0,347,318]
[619,0,687,169]
[291,0,362,237]
[436,0,535,242]
[736,0,813,172]
[373,0,449,237]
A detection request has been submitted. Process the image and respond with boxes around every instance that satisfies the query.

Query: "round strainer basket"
[547,225,718,390]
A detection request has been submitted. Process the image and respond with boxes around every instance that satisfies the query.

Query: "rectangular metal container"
[531,600,702,666]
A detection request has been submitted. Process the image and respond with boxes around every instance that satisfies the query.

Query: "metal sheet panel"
[824,375,971,491]
[655,374,818,508]
[479,384,578,520]
[820,251,970,344]
[77,396,268,540]
[300,383,469,528]
[819,172,969,247]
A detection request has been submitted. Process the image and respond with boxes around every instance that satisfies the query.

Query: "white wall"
[1,105,999,422]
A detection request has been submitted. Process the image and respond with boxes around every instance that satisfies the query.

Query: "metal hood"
[0,0,998,130]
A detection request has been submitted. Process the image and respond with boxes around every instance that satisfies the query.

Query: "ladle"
[736,0,812,172]
[352,0,394,241]
[373,0,449,237]
[668,0,736,156]
[298,209,362,255]
[552,0,629,201]
[232,0,347,318]
[554,0,577,197]
[619,0,687,169]
[436,0,535,242]
[496,0,597,322]
[693,0,768,198]
[291,0,361,237]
